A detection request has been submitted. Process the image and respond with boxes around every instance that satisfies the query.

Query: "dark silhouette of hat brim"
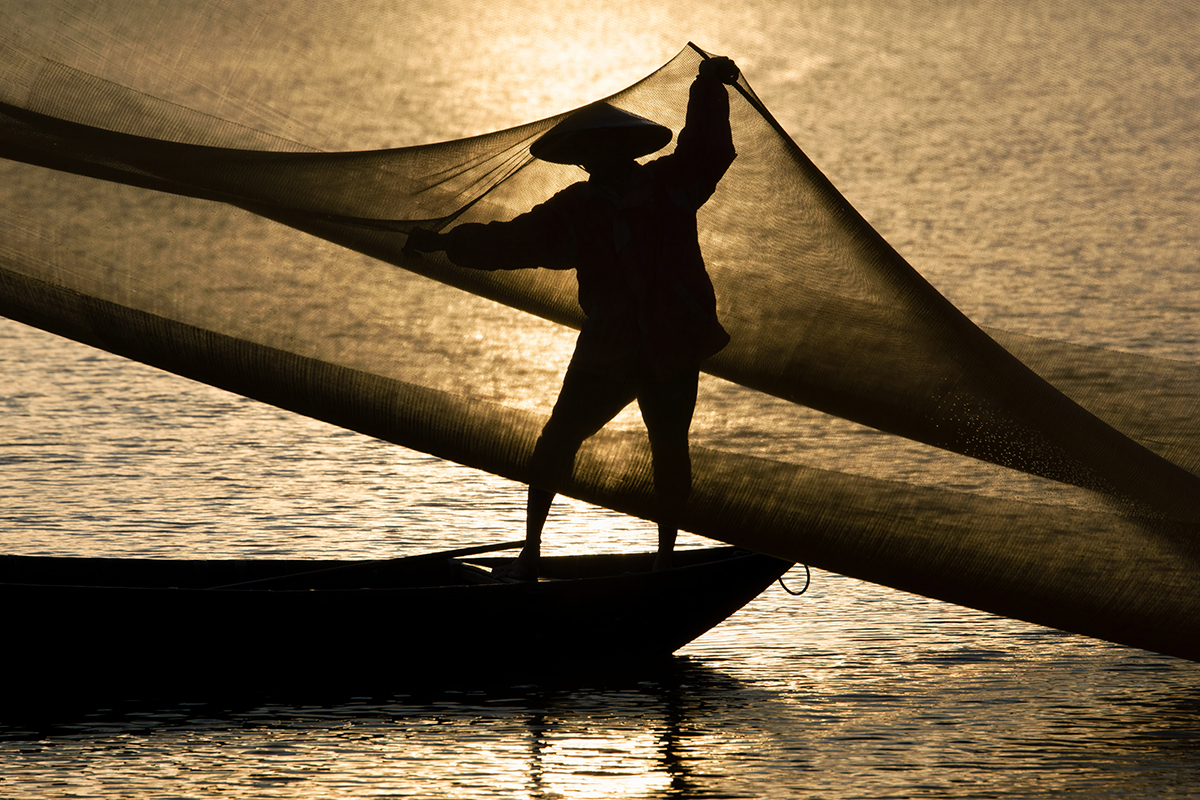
[531,103,672,165]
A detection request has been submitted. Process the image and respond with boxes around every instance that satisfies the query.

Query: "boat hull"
[0,547,790,701]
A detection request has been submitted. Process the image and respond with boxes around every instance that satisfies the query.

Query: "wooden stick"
[206,540,525,590]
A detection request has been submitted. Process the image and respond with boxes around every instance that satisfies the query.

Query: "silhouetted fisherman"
[406,56,740,579]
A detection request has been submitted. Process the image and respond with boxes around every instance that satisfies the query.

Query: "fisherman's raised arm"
[663,55,739,206]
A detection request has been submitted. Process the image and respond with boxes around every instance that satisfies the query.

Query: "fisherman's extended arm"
[404,189,578,271]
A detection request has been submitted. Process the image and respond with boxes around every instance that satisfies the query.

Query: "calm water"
[3,0,1200,797]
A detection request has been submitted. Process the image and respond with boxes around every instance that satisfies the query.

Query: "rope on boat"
[778,564,811,596]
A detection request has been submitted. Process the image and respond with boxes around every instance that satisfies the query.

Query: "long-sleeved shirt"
[443,72,736,380]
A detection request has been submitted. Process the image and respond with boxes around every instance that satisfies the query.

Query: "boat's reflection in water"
[7,618,1200,799]
[2,659,791,800]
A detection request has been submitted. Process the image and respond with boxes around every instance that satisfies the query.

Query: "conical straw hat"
[530,102,672,165]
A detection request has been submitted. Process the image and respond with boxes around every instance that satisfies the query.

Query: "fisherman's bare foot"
[493,550,539,581]
[653,550,673,572]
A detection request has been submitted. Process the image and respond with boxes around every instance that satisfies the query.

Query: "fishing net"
[2,3,1197,660]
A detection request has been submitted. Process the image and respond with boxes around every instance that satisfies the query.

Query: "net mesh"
[1,10,1197,660]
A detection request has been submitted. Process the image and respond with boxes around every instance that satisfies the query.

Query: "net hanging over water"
[1,7,1198,660]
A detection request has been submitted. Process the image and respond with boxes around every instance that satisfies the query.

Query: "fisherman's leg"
[505,484,554,580]
[502,366,636,579]
[637,366,700,571]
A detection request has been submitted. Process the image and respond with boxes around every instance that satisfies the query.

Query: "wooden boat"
[0,544,791,701]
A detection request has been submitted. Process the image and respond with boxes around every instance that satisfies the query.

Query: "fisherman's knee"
[529,427,584,487]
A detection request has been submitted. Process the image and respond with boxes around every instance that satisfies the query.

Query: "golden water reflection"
[3,665,777,799]
[524,730,673,798]
[8,638,1200,800]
